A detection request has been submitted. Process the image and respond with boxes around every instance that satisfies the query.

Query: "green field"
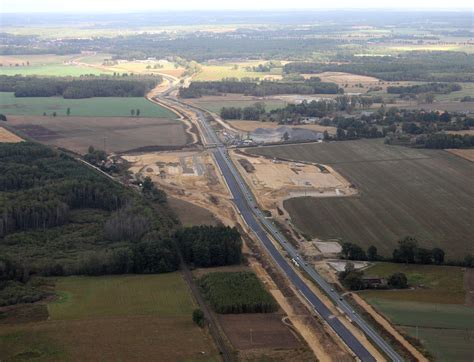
[0,92,175,118]
[360,263,473,361]
[249,139,474,259]
[0,274,219,361]
[194,62,282,81]
[0,64,110,77]
[49,274,195,319]
[361,263,465,304]
[363,299,474,361]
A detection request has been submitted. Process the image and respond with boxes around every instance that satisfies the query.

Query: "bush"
[192,308,205,328]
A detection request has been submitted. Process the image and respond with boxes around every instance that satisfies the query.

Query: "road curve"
[160,94,403,362]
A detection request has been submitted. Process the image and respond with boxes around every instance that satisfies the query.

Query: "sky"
[1,0,472,13]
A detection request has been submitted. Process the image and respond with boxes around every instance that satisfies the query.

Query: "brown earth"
[217,313,300,350]
[230,120,338,135]
[0,126,23,143]
[446,148,474,162]
[7,115,189,154]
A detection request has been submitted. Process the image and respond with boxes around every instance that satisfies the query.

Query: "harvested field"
[217,313,300,350]
[0,92,175,118]
[446,148,474,162]
[230,120,337,134]
[0,274,219,361]
[0,127,23,143]
[248,139,474,259]
[7,115,189,154]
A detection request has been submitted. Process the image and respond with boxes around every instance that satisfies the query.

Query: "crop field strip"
[248,139,474,259]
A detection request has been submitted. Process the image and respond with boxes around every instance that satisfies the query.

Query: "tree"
[136,109,140,117]
[131,109,135,116]
[341,242,367,260]
[52,112,57,117]
[323,130,330,140]
[367,245,378,261]
[432,248,445,265]
[192,308,205,328]
[282,131,290,141]
[0,114,6,122]
[142,176,154,192]
[336,127,346,140]
[388,273,408,289]
[415,248,432,264]
[393,237,417,264]
[66,107,71,116]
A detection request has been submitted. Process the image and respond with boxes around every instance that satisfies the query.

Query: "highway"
[158,91,403,361]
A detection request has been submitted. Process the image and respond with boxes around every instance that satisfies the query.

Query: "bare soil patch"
[0,126,23,143]
[231,120,337,135]
[7,115,189,154]
[217,313,300,350]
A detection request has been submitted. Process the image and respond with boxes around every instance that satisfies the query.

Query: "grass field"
[360,263,473,361]
[361,263,465,304]
[0,54,111,76]
[188,96,287,114]
[0,274,219,361]
[248,139,474,259]
[0,92,175,118]
[194,61,283,81]
[7,115,189,154]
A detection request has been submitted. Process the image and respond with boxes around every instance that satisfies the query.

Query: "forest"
[0,142,245,306]
[0,75,160,98]
[175,225,242,267]
[179,78,341,98]
[283,52,474,82]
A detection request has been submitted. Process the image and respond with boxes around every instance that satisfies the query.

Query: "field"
[168,197,219,227]
[194,61,283,81]
[0,274,219,361]
[186,95,287,114]
[0,54,111,76]
[0,92,175,118]
[0,126,23,143]
[248,139,474,259]
[6,115,189,154]
[359,263,473,361]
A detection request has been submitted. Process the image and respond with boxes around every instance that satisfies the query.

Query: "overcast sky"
[1,0,472,13]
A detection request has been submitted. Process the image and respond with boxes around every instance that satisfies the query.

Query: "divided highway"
[160,94,403,362]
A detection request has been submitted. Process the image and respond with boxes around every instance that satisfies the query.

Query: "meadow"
[0,92,175,118]
[194,61,283,81]
[0,274,219,361]
[187,95,287,114]
[360,263,473,361]
[249,139,474,260]
[0,54,111,76]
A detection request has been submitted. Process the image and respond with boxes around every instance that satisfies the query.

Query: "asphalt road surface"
[163,95,403,362]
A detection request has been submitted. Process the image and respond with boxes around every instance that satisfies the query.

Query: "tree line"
[179,78,342,98]
[283,52,474,82]
[387,82,462,95]
[0,75,160,99]
[339,237,473,267]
